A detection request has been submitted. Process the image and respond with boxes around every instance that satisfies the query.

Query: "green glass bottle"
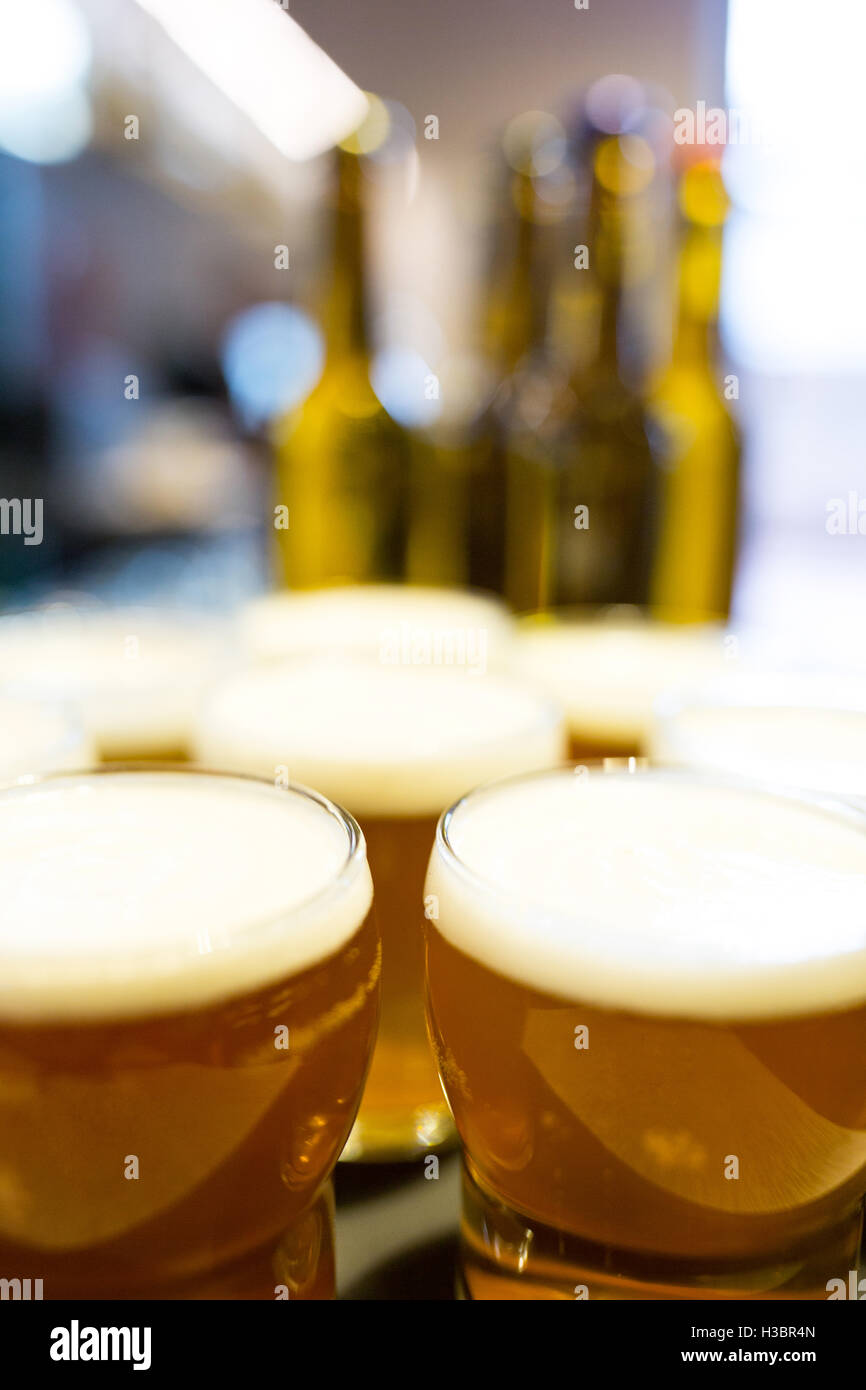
[648,157,741,621]
[467,139,563,596]
[505,134,660,612]
[273,123,411,587]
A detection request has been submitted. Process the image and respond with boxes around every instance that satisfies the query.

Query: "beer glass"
[195,651,565,1160]
[651,673,866,801]
[511,612,730,759]
[0,767,378,1299]
[238,583,515,668]
[0,607,226,760]
[425,763,866,1299]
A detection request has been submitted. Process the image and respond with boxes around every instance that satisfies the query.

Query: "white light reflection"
[370,347,441,429]
[221,303,324,429]
[134,0,368,162]
[0,0,92,164]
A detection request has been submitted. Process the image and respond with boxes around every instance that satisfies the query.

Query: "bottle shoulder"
[503,358,650,442]
[647,365,740,432]
[307,353,378,400]
[283,353,406,440]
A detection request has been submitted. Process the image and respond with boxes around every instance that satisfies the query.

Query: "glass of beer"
[425,763,866,1299]
[0,606,226,760]
[0,767,378,1299]
[239,583,515,669]
[511,611,731,759]
[650,672,866,801]
[195,654,565,1160]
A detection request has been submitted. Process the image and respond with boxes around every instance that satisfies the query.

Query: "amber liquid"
[101,749,191,765]
[567,734,642,763]
[346,816,452,1161]
[0,914,379,1299]
[427,926,866,1299]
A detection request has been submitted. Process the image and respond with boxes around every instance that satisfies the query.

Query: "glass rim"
[651,675,866,782]
[0,762,369,970]
[654,674,866,727]
[244,578,513,613]
[0,606,229,706]
[200,650,567,762]
[241,584,515,664]
[0,600,228,631]
[435,758,866,916]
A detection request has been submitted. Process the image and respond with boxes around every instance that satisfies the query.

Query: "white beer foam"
[651,674,866,799]
[240,584,514,670]
[0,771,372,1021]
[195,656,566,816]
[0,696,95,778]
[427,768,866,1018]
[511,619,730,742]
[0,608,227,757]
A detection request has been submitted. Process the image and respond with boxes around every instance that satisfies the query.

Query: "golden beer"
[651,673,866,800]
[425,766,866,1299]
[0,608,225,760]
[0,768,378,1299]
[511,613,730,760]
[196,645,565,1160]
[238,583,515,669]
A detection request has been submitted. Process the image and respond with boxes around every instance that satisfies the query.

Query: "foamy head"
[0,608,227,757]
[195,656,565,816]
[0,695,95,778]
[0,770,372,1021]
[240,584,514,673]
[511,617,730,742]
[651,673,866,799]
[427,767,866,1018]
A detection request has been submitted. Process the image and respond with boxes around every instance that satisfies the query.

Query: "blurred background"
[1,0,864,653]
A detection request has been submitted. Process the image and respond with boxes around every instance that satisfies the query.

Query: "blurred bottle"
[554,74,671,387]
[404,114,567,596]
[505,131,660,611]
[406,419,469,587]
[647,156,741,620]
[273,108,412,587]
[465,114,571,598]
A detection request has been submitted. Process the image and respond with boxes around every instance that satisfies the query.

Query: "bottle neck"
[572,187,629,387]
[670,313,712,367]
[669,224,722,369]
[499,174,550,374]
[596,273,623,370]
[324,149,369,360]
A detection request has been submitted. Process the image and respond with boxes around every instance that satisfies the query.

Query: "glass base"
[459,1162,864,1301]
[341,1103,456,1163]
[12,1185,335,1301]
